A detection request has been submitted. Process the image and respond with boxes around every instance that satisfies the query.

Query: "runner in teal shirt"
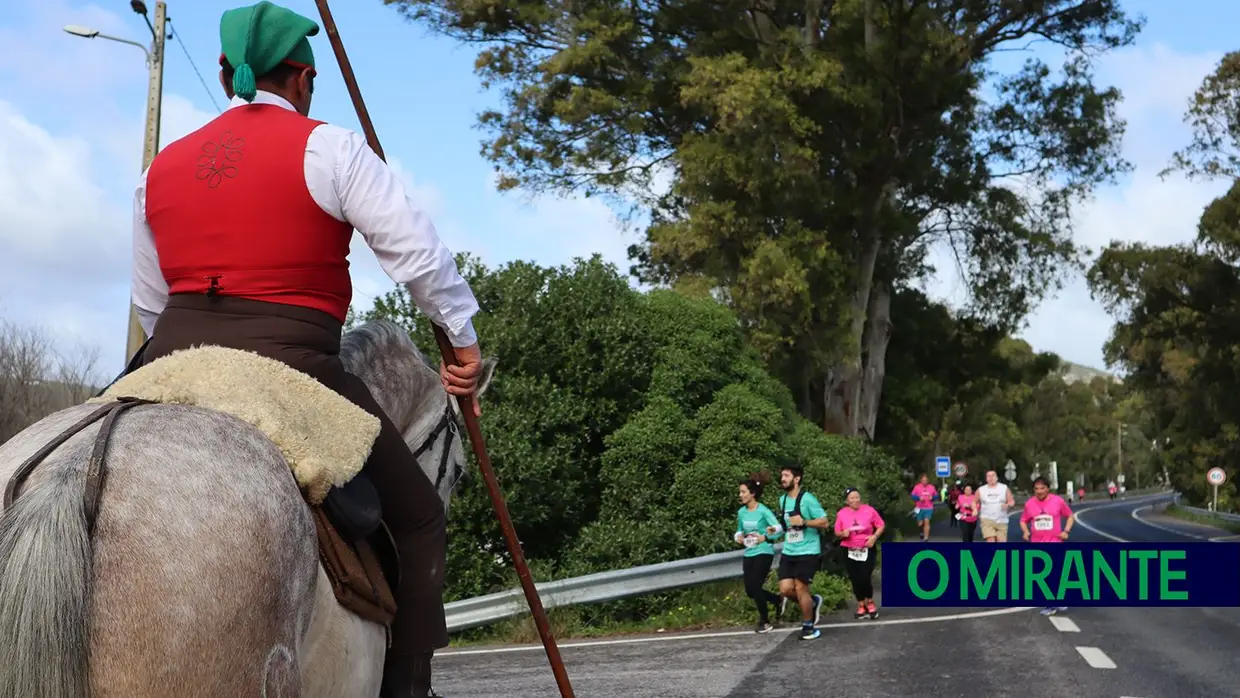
[775,465,829,640]
[735,499,782,557]
[732,472,783,632]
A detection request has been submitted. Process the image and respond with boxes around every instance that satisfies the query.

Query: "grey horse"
[0,320,495,697]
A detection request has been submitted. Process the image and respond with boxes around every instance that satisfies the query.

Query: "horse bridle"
[410,404,464,494]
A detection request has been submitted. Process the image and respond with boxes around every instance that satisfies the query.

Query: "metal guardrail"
[1174,497,1240,523]
[445,545,786,632]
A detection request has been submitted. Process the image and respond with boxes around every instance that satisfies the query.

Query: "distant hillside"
[1057,361,1119,385]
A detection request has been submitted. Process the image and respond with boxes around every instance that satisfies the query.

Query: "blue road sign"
[935,456,950,478]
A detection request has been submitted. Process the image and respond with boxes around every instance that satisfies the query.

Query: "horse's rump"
[0,403,321,696]
[93,346,400,625]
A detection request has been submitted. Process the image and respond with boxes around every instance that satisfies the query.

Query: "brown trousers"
[143,294,449,656]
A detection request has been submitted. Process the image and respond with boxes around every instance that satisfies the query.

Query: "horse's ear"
[476,357,498,399]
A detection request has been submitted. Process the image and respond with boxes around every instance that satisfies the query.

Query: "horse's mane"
[340,319,434,373]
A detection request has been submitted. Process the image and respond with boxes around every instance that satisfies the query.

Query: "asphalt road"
[431,493,1240,697]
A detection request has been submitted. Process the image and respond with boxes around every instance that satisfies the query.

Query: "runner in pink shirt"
[1020,476,1074,615]
[834,488,886,619]
[909,475,938,542]
[956,483,979,544]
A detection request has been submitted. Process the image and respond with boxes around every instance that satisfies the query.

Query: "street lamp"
[62,25,151,60]
[63,1,167,367]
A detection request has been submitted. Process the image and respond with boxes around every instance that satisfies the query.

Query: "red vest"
[145,104,354,322]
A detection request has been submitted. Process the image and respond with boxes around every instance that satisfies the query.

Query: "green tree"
[386,0,1139,438]
[1087,50,1240,510]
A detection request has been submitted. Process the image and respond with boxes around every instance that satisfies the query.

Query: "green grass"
[1164,504,1240,534]
[448,570,855,648]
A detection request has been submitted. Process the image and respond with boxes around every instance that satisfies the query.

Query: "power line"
[167,20,222,113]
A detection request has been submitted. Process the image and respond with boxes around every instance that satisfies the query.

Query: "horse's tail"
[0,450,93,697]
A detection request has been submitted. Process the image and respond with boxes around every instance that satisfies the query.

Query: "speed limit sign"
[1207,468,1227,486]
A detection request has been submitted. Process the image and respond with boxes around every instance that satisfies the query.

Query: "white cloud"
[0,90,219,374]
[0,0,145,98]
[0,101,126,281]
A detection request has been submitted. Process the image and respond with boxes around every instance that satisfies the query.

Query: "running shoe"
[854,603,868,620]
[1039,606,1058,616]
[800,625,821,641]
[756,621,774,634]
[866,601,878,619]
[812,594,824,626]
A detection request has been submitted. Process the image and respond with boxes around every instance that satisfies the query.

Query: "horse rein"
[3,397,153,535]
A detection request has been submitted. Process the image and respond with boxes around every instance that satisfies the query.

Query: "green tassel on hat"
[219,1,319,102]
[232,63,257,102]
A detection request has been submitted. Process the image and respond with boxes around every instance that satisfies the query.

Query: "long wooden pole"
[310,3,574,696]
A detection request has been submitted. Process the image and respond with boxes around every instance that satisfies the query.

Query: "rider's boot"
[381,652,440,698]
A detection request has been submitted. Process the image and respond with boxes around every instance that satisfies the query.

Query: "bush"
[364,255,902,625]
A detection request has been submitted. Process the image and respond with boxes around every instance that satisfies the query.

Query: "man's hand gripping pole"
[311,3,575,695]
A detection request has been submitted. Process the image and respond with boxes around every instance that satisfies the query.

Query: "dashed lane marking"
[438,607,1035,656]
[1048,616,1080,632]
[1075,646,1117,669]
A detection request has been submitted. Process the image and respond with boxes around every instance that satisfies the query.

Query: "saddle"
[28,345,404,627]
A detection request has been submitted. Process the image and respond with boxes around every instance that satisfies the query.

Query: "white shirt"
[131,91,479,347]
[978,483,1011,522]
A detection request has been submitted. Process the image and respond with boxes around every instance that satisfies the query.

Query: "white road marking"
[1075,646,1117,669]
[1073,494,1173,542]
[1048,616,1080,632]
[438,607,1035,656]
[1130,505,1206,539]
[1210,534,1240,542]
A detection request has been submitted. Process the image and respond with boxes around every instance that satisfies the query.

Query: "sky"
[0,0,1236,378]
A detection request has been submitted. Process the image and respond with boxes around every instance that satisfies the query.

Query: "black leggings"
[960,519,977,543]
[844,548,877,601]
[742,554,781,622]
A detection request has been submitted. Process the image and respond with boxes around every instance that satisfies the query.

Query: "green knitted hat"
[219,1,319,102]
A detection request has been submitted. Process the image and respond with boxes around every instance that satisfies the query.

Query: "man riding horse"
[130,2,482,695]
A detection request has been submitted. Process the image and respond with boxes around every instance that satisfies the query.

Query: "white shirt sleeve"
[303,124,480,348]
[131,167,169,338]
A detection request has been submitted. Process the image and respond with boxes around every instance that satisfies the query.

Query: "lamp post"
[64,0,167,366]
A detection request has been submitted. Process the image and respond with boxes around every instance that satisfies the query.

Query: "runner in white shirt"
[977,470,1015,542]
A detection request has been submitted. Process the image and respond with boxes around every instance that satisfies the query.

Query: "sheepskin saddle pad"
[90,345,381,506]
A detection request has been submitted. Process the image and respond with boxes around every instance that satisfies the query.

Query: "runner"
[977,470,1015,542]
[1020,476,1074,615]
[956,482,978,544]
[947,481,962,529]
[733,472,783,633]
[834,488,885,619]
[910,474,938,541]
[1108,482,1117,500]
[776,465,829,640]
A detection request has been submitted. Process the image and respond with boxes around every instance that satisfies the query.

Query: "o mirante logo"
[881,543,1240,607]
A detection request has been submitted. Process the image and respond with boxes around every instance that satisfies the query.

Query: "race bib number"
[1033,515,1054,532]
[847,547,869,562]
[786,528,805,543]
[743,534,759,548]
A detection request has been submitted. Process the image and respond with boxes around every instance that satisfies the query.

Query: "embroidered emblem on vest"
[196,131,244,188]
